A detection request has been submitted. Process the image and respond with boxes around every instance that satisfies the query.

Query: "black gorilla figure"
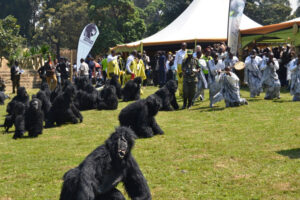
[122,77,142,102]
[36,90,52,119]
[12,102,26,139]
[76,84,98,111]
[97,85,118,110]
[25,98,44,137]
[119,96,163,138]
[6,87,29,114]
[108,75,122,99]
[40,82,51,99]
[60,127,152,200]
[151,80,179,111]
[46,84,83,127]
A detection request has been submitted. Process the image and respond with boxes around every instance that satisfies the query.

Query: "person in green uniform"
[101,55,108,82]
[182,49,199,109]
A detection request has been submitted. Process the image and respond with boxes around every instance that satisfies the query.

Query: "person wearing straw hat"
[181,49,199,109]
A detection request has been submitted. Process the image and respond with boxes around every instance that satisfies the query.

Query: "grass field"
[0,87,299,200]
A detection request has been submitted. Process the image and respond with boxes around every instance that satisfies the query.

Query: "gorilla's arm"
[149,117,164,135]
[124,156,152,200]
[134,84,141,101]
[170,93,179,110]
[71,104,83,123]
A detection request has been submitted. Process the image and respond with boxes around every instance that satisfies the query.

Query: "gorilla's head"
[165,80,178,94]
[85,84,95,94]
[64,85,76,100]
[146,95,160,116]
[17,87,28,98]
[110,75,119,84]
[84,24,97,39]
[106,127,136,160]
[41,82,49,91]
[29,98,42,112]
[106,85,116,96]
[133,77,142,87]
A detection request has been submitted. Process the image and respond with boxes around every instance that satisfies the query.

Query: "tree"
[0,15,25,66]
[34,0,89,58]
[89,0,146,54]
[244,0,292,25]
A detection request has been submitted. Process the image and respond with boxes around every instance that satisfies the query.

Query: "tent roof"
[112,0,261,51]
[241,18,300,35]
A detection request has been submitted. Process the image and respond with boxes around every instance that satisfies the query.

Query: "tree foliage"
[244,0,292,25]
[89,0,146,54]
[34,0,89,58]
[0,15,25,64]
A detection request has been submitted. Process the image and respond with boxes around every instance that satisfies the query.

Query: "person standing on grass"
[107,50,120,79]
[208,52,225,108]
[181,49,199,109]
[289,53,300,101]
[45,58,57,91]
[192,51,208,105]
[260,52,281,100]
[10,61,22,94]
[125,50,138,83]
[244,49,263,98]
[174,42,187,96]
[158,51,167,87]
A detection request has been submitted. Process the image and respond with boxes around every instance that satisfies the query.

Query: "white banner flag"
[228,0,246,55]
[76,24,99,68]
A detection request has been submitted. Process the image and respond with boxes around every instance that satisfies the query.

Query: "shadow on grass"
[247,98,264,102]
[276,148,300,159]
[191,106,225,112]
[273,99,293,103]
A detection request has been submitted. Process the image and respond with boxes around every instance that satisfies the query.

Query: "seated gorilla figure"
[60,127,151,200]
[76,84,98,111]
[74,76,89,91]
[46,84,83,127]
[50,84,62,103]
[97,85,118,110]
[36,90,52,119]
[25,98,44,137]
[12,102,26,139]
[40,82,51,99]
[108,75,122,99]
[119,96,163,138]
[122,77,142,102]
[151,80,179,111]
[6,87,29,114]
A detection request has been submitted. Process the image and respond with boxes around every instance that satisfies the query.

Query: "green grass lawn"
[0,87,299,200]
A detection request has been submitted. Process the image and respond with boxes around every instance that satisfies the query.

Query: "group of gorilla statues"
[1,76,179,199]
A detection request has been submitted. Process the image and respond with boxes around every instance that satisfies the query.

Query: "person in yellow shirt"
[174,43,187,96]
[125,51,138,83]
[136,53,147,81]
[107,50,120,79]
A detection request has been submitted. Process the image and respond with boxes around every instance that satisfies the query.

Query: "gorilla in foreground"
[46,84,83,127]
[60,127,152,200]
[151,80,179,111]
[25,98,44,138]
[122,77,142,102]
[119,96,163,138]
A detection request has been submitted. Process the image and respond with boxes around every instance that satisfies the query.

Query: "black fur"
[40,82,51,99]
[119,96,163,138]
[25,98,44,137]
[76,84,98,111]
[6,87,29,114]
[122,77,142,102]
[60,127,152,200]
[151,80,179,111]
[0,92,9,105]
[36,90,52,119]
[108,75,122,99]
[46,84,83,127]
[97,85,118,110]
[12,102,26,139]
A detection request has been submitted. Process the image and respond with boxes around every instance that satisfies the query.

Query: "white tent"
[113,0,261,51]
